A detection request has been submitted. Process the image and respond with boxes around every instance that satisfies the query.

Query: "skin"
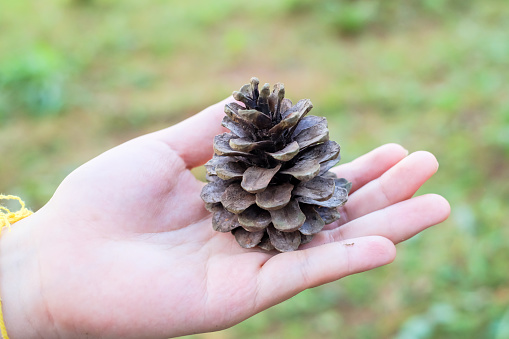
[0,98,450,339]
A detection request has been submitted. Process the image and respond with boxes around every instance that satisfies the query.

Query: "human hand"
[0,98,450,339]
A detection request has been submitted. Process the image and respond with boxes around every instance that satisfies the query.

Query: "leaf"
[296,187,348,208]
[269,199,306,232]
[238,205,272,232]
[215,162,246,180]
[229,137,272,152]
[293,176,335,201]
[233,228,265,248]
[316,206,341,224]
[266,141,300,161]
[256,183,294,210]
[294,119,329,149]
[212,209,240,232]
[269,99,313,135]
[213,133,252,156]
[280,159,320,182]
[299,205,325,235]
[221,183,256,214]
[200,180,231,204]
[292,116,326,137]
[267,225,301,252]
[238,109,272,129]
[241,164,282,193]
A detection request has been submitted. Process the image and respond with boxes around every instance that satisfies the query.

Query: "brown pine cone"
[201,77,351,252]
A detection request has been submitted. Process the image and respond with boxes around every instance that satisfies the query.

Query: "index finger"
[332,143,409,194]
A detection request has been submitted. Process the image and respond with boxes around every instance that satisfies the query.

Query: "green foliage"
[0,46,68,118]
[396,303,457,339]
[282,0,470,36]
[323,0,379,36]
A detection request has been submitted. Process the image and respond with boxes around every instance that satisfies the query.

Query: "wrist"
[0,212,56,339]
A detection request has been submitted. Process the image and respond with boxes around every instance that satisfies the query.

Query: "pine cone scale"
[266,141,300,161]
[241,164,282,193]
[268,99,313,135]
[230,138,272,152]
[267,225,301,252]
[233,228,264,249]
[280,159,321,181]
[212,209,240,232]
[293,176,336,201]
[215,162,246,180]
[258,234,274,251]
[297,186,348,208]
[316,206,342,224]
[213,133,251,156]
[238,205,272,231]
[255,183,294,211]
[278,98,292,116]
[299,205,326,235]
[292,116,326,137]
[269,200,306,232]
[201,179,231,204]
[319,158,341,175]
[221,116,250,138]
[220,183,256,214]
[238,109,273,129]
[293,120,329,149]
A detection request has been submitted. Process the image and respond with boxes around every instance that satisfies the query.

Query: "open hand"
[0,98,450,339]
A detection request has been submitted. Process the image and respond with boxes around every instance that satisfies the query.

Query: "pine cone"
[201,77,352,252]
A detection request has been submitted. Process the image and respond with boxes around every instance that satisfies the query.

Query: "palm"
[30,98,449,339]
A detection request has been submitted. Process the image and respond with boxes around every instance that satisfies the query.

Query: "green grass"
[1,0,509,338]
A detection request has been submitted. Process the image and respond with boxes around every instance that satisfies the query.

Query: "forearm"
[0,213,56,339]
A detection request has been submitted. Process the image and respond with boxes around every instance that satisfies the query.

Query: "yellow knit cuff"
[0,194,33,339]
[0,195,33,234]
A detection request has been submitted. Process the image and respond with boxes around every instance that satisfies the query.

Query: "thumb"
[148,97,233,169]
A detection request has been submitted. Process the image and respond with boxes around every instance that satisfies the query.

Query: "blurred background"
[1,0,508,338]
